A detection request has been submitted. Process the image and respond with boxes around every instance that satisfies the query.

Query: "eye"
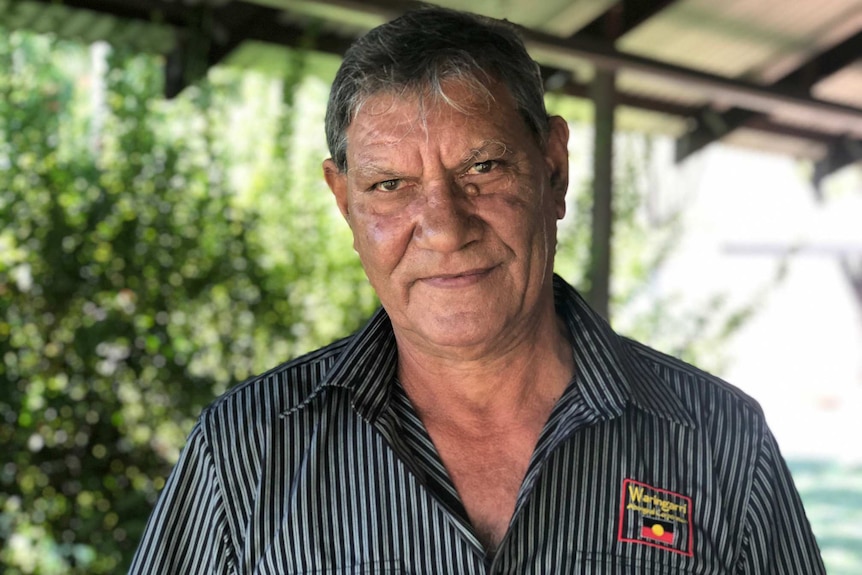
[373,179,401,192]
[470,160,498,174]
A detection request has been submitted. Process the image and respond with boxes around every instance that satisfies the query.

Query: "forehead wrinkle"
[345,128,417,176]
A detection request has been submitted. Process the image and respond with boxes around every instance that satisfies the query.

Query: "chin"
[415,313,504,350]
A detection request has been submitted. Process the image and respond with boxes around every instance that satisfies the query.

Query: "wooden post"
[588,69,616,321]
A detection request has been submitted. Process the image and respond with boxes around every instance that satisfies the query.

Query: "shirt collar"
[307,308,396,422]
[553,275,695,428]
[300,275,694,428]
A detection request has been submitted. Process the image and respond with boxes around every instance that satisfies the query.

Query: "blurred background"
[1,0,861,573]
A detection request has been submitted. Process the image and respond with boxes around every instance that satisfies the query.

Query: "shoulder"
[622,337,767,434]
[197,336,351,433]
[178,336,355,515]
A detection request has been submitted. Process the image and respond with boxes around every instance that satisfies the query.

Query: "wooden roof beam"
[675,28,862,169]
[24,0,202,30]
[577,0,679,40]
[543,66,850,145]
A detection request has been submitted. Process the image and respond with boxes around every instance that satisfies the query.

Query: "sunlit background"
[2,9,861,574]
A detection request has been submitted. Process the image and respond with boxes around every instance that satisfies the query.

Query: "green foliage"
[0,31,375,573]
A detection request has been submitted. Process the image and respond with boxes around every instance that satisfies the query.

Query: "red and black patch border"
[617,478,694,557]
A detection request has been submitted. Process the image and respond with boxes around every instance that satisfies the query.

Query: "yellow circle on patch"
[652,524,665,537]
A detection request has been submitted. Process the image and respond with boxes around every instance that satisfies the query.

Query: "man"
[130,7,825,574]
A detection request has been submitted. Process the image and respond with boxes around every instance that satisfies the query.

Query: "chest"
[431,435,535,551]
[228,408,746,575]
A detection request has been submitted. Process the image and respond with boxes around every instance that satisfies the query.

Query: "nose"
[413,180,481,253]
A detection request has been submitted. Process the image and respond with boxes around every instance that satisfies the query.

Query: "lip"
[418,266,496,288]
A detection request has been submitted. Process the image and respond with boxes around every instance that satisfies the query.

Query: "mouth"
[418,266,497,288]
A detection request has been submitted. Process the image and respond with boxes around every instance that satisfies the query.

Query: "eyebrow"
[459,139,513,166]
[346,163,400,180]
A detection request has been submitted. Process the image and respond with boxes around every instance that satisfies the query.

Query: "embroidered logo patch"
[618,479,693,556]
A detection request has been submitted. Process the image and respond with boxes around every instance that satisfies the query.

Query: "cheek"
[352,208,414,269]
[478,186,545,236]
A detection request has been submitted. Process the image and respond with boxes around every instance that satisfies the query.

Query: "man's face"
[324,79,569,357]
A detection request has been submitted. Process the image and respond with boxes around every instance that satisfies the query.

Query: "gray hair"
[324,7,550,172]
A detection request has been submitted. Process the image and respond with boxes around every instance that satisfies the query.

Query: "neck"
[396,313,574,431]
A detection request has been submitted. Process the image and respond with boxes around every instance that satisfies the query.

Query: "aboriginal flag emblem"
[641,517,674,545]
[619,479,692,556]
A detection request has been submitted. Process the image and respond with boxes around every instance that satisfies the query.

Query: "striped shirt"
[129,276,825,574]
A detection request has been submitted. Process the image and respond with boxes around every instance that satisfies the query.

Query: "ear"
[544,116,570,220]
[323,158,350,224]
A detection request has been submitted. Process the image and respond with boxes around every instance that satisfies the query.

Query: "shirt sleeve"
[128,421,236,574]
[734,425,826,574]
